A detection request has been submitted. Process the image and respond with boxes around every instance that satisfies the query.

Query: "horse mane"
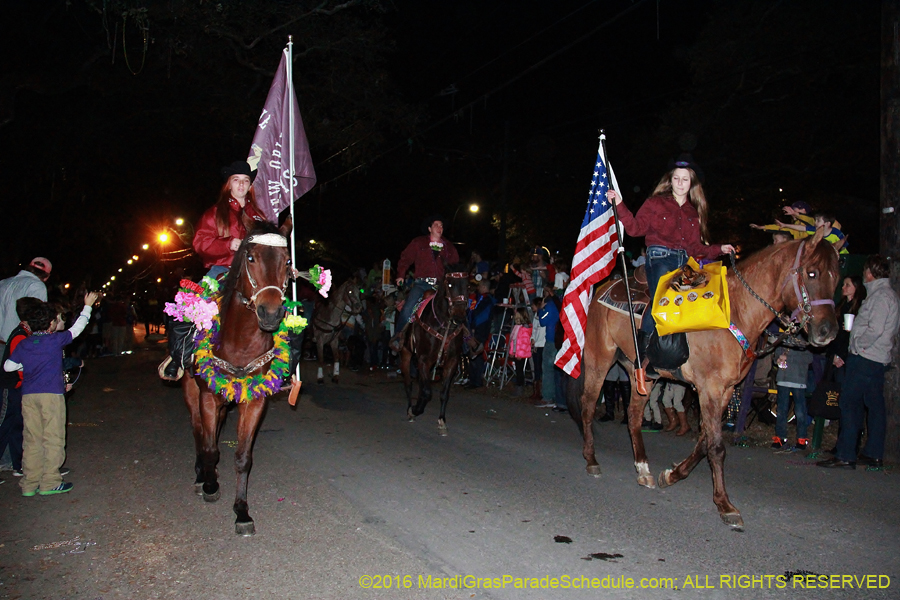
[219,221,283,323]
[734,236,838,281]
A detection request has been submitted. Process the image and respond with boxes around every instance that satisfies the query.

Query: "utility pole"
[881,0,900,462]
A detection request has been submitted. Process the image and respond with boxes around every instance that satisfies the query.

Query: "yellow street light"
[64,283,70,289]
[175,218,184,226]
[469,203,479,213]
[142,244,150,250]
[127,260,133,265]
[118,268,123,272]
[157,278,162,283]
[309,239,316,244]
[110,276,116,281]
[132,255,139,261]
[158,232,169,243]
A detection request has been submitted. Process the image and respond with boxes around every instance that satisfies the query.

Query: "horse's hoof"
[657,469,672,488]
[438,423,448,436]
[202,486,220,503]
[193,483,203,496]
[235,520,256,536]
[637,474,657,489]
[586,464,602,478]
[721,512,744,530]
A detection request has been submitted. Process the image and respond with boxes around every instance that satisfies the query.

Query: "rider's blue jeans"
[641,246,689,334]
[395,279,436,333]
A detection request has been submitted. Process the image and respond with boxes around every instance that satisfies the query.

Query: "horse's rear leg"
[316,338,326,384]
[626,373,654,488]
[198,391,222,502]
[577,365,606,477]
[233,398,266,536]
[330,339,340,384]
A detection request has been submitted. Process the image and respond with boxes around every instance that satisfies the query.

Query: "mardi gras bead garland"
[194,314,297,404]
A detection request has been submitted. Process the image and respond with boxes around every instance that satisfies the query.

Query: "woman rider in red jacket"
[159,160,265,380]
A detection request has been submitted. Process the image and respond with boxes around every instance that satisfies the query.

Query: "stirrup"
[158,356,184,382]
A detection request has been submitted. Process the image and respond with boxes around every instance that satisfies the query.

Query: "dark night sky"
[0,0,881,290]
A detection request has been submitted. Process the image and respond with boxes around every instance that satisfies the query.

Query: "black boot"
[388,323,409,353]
[636,330,657,377]
[620,380,631,424]
[599,380,617,421]
[158,320,196,381]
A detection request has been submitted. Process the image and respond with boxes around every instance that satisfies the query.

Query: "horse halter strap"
[779,240,835,329]
[240,234,289,310]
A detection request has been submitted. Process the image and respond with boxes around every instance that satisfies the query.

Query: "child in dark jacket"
[4,292,98,496]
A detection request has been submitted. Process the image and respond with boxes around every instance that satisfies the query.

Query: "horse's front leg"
[436,356,458,436]
[627,374,654,488]
[316,336,326,384]
[330,337,340,384]
[699,386,742,528]
[183,376,204,493]
[198,390,223,502]
[412,355,432,418]
[233,398,267,536]
[579,368,605,477]
[400,348,415,420]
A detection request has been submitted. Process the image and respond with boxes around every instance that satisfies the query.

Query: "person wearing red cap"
[159,161,265,381]
[0,258,52,345]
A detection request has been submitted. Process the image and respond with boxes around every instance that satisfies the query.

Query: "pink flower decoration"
[317,269,332,298]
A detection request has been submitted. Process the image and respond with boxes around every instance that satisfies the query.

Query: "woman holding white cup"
[829,275,866,382]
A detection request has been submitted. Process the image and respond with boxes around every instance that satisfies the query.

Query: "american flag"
[555,142,620,377]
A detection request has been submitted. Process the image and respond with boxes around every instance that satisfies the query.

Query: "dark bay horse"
[182,218,292,536]
[400,270,469,435]
[572,230,839,528]
[311,276,363,384]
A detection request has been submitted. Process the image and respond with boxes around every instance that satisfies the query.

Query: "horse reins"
[728,241,834,357]
[427,272,468,376]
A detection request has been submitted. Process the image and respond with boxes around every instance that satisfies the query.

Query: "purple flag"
[248,47,316,224]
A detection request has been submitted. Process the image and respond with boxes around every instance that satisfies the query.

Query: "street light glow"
[157,278,162,283]
[127,260,133,265]
[469,203,479,213]
[158,232,169,243]
[118,268,123,272]
[175,218,184,226]
[110,276,116,281]
[142,244,149,250]
[309,239,316,244]
[133,255,139,260]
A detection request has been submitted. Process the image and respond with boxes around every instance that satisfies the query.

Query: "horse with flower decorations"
[164,218,330,535]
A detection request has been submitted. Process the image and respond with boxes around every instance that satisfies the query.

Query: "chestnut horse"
[400,270,469,435]
[572,230,839,528]
[182,218,292,536]
[311,276,363,384]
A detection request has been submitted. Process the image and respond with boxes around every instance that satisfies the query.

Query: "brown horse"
[311,276,363,384]
[182,218,292,536]
[400,270,469,435]
[572,230,839,528]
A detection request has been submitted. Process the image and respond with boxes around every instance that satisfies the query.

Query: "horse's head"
[229,217,292,332]
[443,270,470,324]
[780,227,840,346]
[339,277,364,315]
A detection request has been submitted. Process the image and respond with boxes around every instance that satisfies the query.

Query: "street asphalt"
[0,338,897,599]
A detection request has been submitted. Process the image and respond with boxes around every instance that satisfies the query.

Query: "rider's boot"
[675,410,691,436]
[388,323,409,353]
[158,320,196,381]
[663,407,678,432]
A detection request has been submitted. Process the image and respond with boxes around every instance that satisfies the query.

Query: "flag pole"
[600,130,648,395]
[287,36,301,385]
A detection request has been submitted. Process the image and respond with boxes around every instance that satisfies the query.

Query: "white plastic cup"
[843,314,854,331]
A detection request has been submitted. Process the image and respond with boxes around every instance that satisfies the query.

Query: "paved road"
[1,343,898,599]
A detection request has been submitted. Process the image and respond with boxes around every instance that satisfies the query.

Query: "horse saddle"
[595,266,690,373]
[595,265,649,317]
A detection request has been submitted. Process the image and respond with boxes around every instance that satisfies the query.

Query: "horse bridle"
[730,240,835,352]
[238,233,290,311]
[443,271,469,304]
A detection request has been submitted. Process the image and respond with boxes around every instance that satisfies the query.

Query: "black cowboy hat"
[668,153,705,183]
[222,160,257,183]
[421,213,445,234]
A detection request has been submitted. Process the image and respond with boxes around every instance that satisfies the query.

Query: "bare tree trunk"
[881,0,900,462]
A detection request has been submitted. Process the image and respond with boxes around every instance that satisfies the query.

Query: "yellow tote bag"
[651,258,731,336]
